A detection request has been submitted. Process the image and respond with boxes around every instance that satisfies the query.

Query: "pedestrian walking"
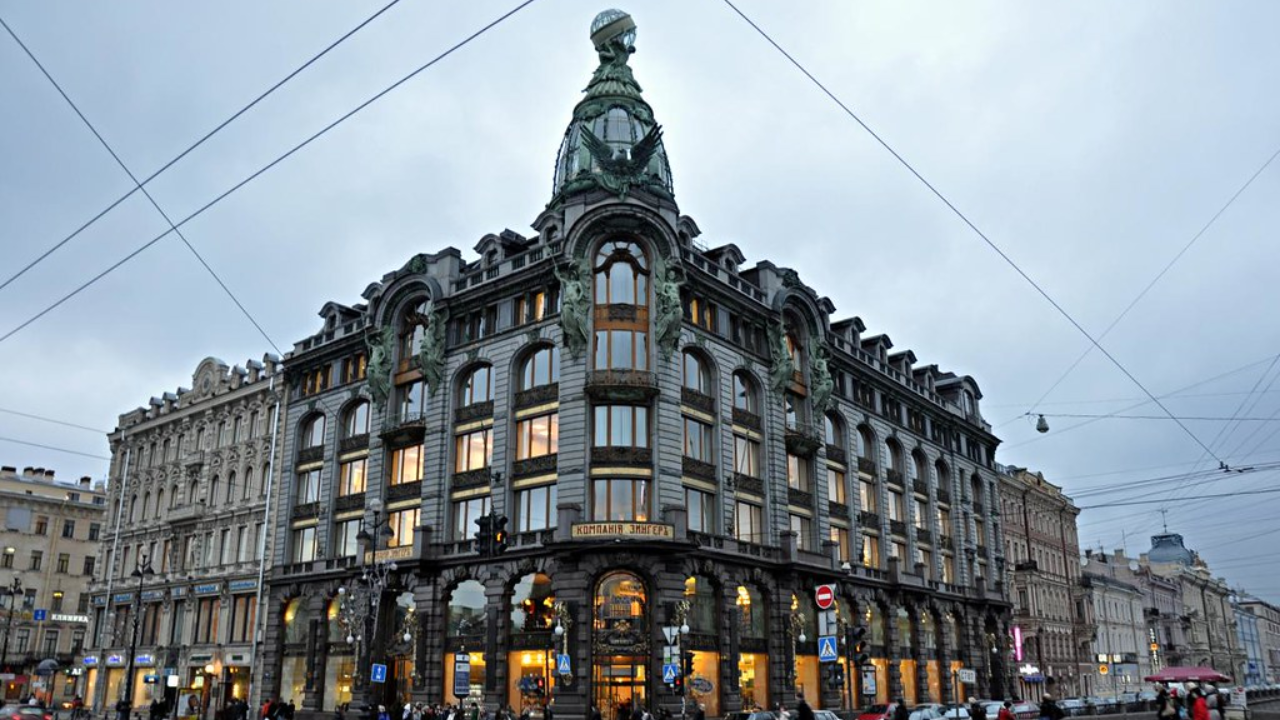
[1040,694,1064,720]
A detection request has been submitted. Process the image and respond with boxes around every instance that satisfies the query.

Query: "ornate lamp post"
[0,577,23,673]
[337,500,397,720]
[119,555,155,720]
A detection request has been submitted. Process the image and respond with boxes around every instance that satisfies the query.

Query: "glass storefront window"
[736,585,765,640]
[510,573,554,633]
[868,658,890,704]
[683,577,715,633]
[900,659,918,704]
[897,607,913,651]
[324,656,354,711]
[507,651,556,713]
[448,581,487,637]
[866,604,885,646]
[795,655,820,706]
[926,660,942,704]
[280,657,305,705]
[738,652,768,710]
[283,598,310,645]
[687,651,720,717]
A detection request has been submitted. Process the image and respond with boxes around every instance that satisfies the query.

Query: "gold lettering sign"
[571,522,675,540]
[364,545,414,564]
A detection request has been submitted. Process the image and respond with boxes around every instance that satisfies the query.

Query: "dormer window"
[485,250,499,267]
[962,390,975,417]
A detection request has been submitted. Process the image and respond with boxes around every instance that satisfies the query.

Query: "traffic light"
[672,676,684,695]
[681,650,695,681]
[826,663,844,690]
[534,676,546,696]
[475,514,493,555]
[850,626,869,665]
[494,514,510,555]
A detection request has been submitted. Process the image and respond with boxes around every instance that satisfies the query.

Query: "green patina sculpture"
[417,302,450,396]
[810,343,835,416]
[767,321,796,394]
[554,257,592,358]
[365,326,394,408]
[550,10,674,206]
[652,255,684,360]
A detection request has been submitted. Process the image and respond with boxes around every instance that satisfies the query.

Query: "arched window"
[858,425,876,462]
[593,240,649,306]
[887,438,904,475]
[209,476,219,508]
[301,415,325,449]
[520,346,560,390]
[170,483,179,508]
[141,492,150,521]
[681,350,712,395]
[155,488,164,517]
[593,240,650,371]
[786,333,802,369]
[129,494,138,522]
[824,413,845,448]
[327,595,347,644]
[912,450,928,484]
[283,597,311,645]
[594,571,646,631]
[935,460,950,491]
[866,603,886,646]
[683,576,716,634]
[243,468,255,499]
[970,473,983,504]
[226,471,237,504]
[732,371,759,414]
[458,365,493,407]
[791,592,818,640]
[896,607,913,650]
[447,580,487,636]
[398,299,430,371]
[189,480,199,505]
[343,401,370,438]
[509,572,554,633]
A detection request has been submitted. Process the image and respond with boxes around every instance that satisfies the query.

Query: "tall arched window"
[398,300,430,372]
[858,425,876,464]
[887,439,905,476]
[593,240,650,371]
[458,365,493,407]
[824,412,845,448]
[301,415,325,449]
[243,468,255,500]
[226,472,237,504]
[732,371,759,415]
[681,350,712,395]
[519,346,560,390]
[155,488,164,518]
[209,477,220,508]
[509,572,555,633]
[141,492,150,521]
[343,401,370,438]
[736,584,769,710]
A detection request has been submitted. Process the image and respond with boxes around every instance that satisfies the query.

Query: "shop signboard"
[571,522,674,540]
[453,653,470,698]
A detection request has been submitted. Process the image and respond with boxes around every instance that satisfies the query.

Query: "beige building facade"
[0,465,107,703]
[999,467,1090,699]
[86,356,282,715]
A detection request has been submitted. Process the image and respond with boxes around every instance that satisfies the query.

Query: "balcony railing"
[826,445,848,465]
[680,388,716,414]
[859,510,880,527]
[829,502,850,520]
[381,410,427,444]
[937,488,952,505]
[732,407,762,431]
[787,487,814,508]
[890,519,907,536]
[886,469,905,487]
[733,474,764,496]
[916,527,932,544]
[912,479,929,496]
[512,454,558,478]
[857,457,876,475]
[297,445,324,465]
[586,370,658,402]
[682,457,716,481]
[514,383,559,410]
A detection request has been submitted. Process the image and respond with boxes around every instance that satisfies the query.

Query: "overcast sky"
[2,2,1278,597]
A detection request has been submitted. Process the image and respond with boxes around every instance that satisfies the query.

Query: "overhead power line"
[1039,412,1280,423]
[0,0,405,293]
[1024,144,1280,416]
[0,407,109,434]
[721,0,1226,466]
[1077,486,1280,510]
[1,16,283,355]
[0,435,110,461]
[0,0,539,347]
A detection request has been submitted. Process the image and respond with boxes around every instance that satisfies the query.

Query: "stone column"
[915,611,931,704]
[482,577,506,709]
[886,600,903,702]
[415,578,443,706]
[302,593,327,712]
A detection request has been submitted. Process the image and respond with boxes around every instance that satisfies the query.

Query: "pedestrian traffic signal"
[534,676,546,695]
[672,675,684,695]
[494,514,510,555]
[475,514,493,555]
[681,650,695,680]
[826,663,844,690]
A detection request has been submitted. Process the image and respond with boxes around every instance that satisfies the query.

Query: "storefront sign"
[571,522,674,540]
[82,657,98,667]
[106,655,124,666]
[228,580,257,592]
[141,591,165,602]
[171,587,186,598]
[690,677,714,695]
[135,654,155,666]
[92,596,106,607]
[366,546,414,563]
[957,668,976,684]
[193,584,221,595]
[52,614,89,624]
[861,667,877,695]
[112,593,133,604]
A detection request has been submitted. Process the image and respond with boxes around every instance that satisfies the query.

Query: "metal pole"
[246,367,283,708]
[121,566,145,720]
[0,580,18,671]
[98,435,132,713]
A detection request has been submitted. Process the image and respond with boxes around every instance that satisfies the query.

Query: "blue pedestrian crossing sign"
[557,654,572,675]
[662,664,679,683]
[371,663,388,684]
[818,635,838,663]
[33,609,46,622]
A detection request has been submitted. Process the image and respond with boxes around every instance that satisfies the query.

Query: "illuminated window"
[827,468,846,504]
[454,429,493,472]
[592,406,649,448]
[734,502,764,543]
[787,453,810,492]
[342,353,368,384]
[515,414,559,460]
[389,508,419,548]
[389,444,424,485]
[830,526,852,562]
[516,485,557,533]
[338,459,367,496]
[452,497,490,541]
[591,478,649,522]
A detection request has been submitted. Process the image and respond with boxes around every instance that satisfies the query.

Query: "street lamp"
[338,500,398,720]
[0,577,23,673]
[119,555,155,720]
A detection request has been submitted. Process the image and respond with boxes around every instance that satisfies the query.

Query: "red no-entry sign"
[815,583,835,609]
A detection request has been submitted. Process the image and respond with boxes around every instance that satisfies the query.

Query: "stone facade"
[1142,534,1244,681]
[259,11,1011,720]
[1238,598,1280,684]
[1080,554,1149,697]
[86,356,283,714]
[0,466,106,702]
[997,467,1089,698]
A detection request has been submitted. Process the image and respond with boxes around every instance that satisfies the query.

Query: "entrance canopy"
[1144,667,1231,683]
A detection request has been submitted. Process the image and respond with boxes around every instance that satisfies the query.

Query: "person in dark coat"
[796,695,816,720]
[1040,694,1065,720]
[893,700,910,720]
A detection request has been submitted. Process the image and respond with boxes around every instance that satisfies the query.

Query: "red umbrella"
[1144,666,1232,683]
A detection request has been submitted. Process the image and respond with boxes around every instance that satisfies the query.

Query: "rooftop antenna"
[1158,508,1169,533]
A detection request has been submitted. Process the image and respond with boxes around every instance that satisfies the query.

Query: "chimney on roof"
[43,470,54,481]
[22,467,34,476]
[0,467,15,478]
[80,476,91,488]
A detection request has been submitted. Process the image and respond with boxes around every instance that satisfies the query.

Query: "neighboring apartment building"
[0,466,106,703]
[1238,597,1280,684]
[1143,533,1244,681]
[86,356,282,714]
[259,11,1011,720]
[998,467,1089,699]
[1081,552,1149,698]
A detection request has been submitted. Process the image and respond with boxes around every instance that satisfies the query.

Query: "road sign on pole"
[33,609,46,622]
[454,653,471,698]
[958,668,976,684]
[370,664,387,684]
[557,654,571,675]
[815,584,835,610]
[662,664,679,684]
[818,635,839,663]
[663,626,679,646]
[818,609,837,636]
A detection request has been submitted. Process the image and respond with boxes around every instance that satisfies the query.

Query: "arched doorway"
[593,571,649,720]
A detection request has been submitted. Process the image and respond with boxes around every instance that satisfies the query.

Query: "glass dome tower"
[550,9,674,206]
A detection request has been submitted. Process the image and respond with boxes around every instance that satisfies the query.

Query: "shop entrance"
[592,572,650,720]
[593,657,647,720]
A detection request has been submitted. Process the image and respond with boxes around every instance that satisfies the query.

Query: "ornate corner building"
[86,357,283,712]
[260,10,1012,720]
